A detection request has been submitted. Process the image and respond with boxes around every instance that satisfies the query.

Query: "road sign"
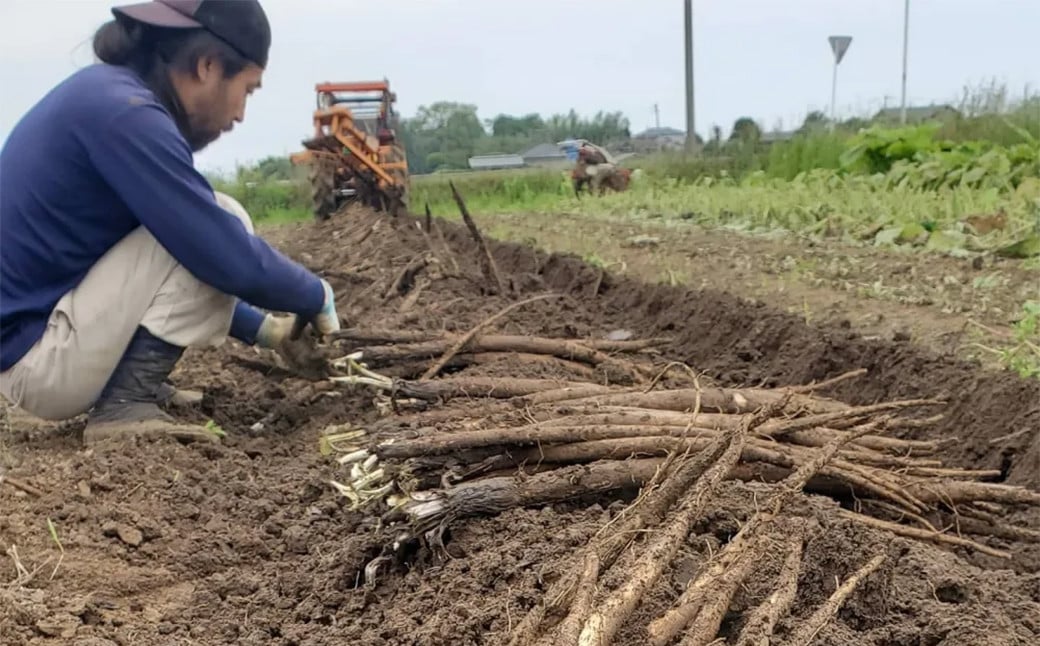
[828,35,852,64]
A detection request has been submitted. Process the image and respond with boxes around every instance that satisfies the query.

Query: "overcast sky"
[1,0,1036,174]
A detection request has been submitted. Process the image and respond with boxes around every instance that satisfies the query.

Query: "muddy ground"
[1,208,1038,646]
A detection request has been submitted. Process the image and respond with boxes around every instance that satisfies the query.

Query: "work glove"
[253,279,340,380]
[254,278,341,345]
[257,279,340,345]
[255,314,296,349]
[255,313,331,380]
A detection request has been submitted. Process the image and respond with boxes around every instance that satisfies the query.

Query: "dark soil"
[474,210,1039,368]
[1,207,1037,645]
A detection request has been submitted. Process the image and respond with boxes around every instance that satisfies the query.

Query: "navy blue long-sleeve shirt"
[0,63,324,371]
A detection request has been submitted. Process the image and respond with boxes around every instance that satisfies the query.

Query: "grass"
[257,207,312,226]
[412,168,571,214]
[210,176,312,224]
[46,518,64,580]
[967,301,1040,379]
[204,419,227,439]
[765,132,847,180]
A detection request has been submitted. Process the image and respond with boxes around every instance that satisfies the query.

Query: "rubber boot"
[83,327,219,445]
[156,382,204,408]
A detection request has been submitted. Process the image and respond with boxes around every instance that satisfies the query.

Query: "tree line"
[223,106,825,184]
[394,103,849,174]
[397,103,632,174]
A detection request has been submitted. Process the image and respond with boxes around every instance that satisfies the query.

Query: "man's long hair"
[92,18,249,141]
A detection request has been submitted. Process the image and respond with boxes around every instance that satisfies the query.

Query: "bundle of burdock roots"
[308,321,1039,646]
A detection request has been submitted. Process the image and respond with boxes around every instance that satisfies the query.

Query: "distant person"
[0,0,339,444]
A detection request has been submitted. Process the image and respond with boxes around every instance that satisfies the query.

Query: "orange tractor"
[290,80,409,219]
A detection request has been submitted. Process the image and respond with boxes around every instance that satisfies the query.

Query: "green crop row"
[420,167,1038,258]
[840,123,1039,190]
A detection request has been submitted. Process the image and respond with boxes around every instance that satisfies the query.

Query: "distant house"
[632,126,686,152]
[522,143,569,167]
[467,153,525,171]
[873,104,961,125]
[760,130,797,144]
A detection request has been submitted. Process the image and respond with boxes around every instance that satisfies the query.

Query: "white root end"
[371,396,428,417]
[330,454,396,510]
[330,375,393,390]
[338,449,371,465]
[353,468,387,490]
[320,428,367,455]
[406,498,448,521]
[329,355,395,391]
[364,482,395,500]
[364,556,392,585]
[330,351,365,367]
[732,392,748,409]
[578,613,605,646]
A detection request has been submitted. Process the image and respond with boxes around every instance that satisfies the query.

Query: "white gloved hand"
[255,314,296,349]
[255,280,340,348]
[255,312,331,379]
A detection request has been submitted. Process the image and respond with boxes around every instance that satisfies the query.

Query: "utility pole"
[827,35,852,129]
[900,0,910,124]
[684,0,696,153]
[830,61,839,127]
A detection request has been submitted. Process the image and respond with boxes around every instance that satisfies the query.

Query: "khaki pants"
[0,192,254,421]
[586,162,617,191]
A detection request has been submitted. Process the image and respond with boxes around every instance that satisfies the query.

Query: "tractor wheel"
[354,179,382,212]
[309,159,338,221]
[385,144,410,211]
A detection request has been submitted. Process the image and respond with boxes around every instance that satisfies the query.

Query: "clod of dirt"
[102,522,143,547]
[623,234,661,247]
[35,613,80,638]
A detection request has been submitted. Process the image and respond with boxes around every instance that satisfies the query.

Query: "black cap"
[112,0,271,68]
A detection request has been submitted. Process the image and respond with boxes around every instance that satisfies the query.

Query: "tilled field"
[1,207,1038,646]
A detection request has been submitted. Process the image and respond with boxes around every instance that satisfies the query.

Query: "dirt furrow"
[1,207,1036,646]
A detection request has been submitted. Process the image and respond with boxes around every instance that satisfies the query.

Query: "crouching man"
[0,0,338,444]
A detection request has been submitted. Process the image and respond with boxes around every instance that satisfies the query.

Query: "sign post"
[828,35,852,129]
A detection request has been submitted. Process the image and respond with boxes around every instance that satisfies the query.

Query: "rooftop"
[634,126,685,139]
[522,143,567,159]
[468,153,525,170]
[874,104,960,122]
